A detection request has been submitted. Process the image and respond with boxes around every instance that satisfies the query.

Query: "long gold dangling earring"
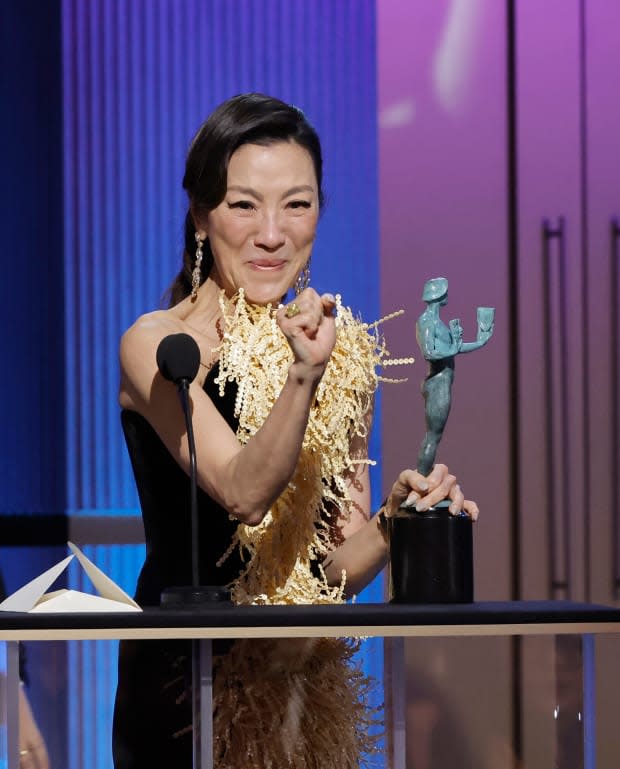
[294,259,311,296]
[191,232,204,300]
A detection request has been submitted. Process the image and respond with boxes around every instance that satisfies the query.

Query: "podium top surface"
[1,600,620,641]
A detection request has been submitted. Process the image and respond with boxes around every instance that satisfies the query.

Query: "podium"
[2,600,620,769]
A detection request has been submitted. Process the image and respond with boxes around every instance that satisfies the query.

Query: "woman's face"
[199,140,320,304]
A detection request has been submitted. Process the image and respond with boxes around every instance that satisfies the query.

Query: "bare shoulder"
[119,310,183,408]
[122,309,180,342]
[120,310,181,359]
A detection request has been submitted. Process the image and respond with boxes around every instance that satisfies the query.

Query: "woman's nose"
[254,212,285,250]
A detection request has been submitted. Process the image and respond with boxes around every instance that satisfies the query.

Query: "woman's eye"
[228,200,255,210]
[288,200,312,210]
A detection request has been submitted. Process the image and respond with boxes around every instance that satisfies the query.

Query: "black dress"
[112,366,243,769]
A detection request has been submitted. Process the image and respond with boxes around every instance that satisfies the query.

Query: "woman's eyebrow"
[227,185,262,199]
[283,185,315,196]
[226,184,315,199]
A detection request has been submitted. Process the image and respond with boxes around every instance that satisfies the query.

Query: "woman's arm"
[321,462,386,596]
[120,290,336,526]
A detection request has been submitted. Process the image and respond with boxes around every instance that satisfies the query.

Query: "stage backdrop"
[58,1,381,768]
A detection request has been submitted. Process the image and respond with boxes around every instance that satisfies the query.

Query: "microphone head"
[156,333,201,384]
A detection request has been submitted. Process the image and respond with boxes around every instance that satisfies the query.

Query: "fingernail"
[418,481,429,491]
[401,494,418,509]
[415,501,427,512]
[323,293,335,303]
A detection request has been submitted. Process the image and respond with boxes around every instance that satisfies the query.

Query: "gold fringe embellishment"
[213,637,383,769]
[213,289,409,606]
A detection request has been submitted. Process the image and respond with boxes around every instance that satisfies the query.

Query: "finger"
[321,293,336,315]
[278,299,310,322]
[278,302,322,339]
[280,291,322,321]
[397,468,430,494]
[18,750,35,769]
[297,306,324,339]
[396,490,420,512]
[448,483,465,515]
[18,737,48,769]
[29,743,48,769]
[389,469,431,512]
[463,499,479,521]
[281,301,302,320]
[424,462,449,491]
[414,472,457,511]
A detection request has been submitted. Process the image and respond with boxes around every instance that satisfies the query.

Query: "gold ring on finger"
[285,302,301,318]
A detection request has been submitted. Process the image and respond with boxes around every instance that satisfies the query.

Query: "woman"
[113,93,478,769]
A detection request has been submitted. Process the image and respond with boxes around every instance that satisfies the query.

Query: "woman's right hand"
[277,289,337,381]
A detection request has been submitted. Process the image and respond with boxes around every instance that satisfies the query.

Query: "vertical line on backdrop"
[90,0,104,511]
[578,0,591,602]
[506,0,523,763]
[63,0,78,514]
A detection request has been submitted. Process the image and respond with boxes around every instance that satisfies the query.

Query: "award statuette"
[388,277,495,603]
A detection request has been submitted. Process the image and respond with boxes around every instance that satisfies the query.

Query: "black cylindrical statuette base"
[388,508,473,603]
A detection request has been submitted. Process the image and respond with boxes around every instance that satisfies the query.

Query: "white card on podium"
[0,542,141,613]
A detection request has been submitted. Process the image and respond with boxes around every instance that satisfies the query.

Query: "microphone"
[156,333,230,606]
[156,332,200,386]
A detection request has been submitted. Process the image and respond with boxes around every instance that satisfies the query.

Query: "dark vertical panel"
[0,1,65,515]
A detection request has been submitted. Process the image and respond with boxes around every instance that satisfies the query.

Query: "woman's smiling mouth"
[249,259,287,270]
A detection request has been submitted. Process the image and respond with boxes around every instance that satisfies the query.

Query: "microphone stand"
[185,375,211,769]
[181,378,200,589]
[161,378,231,604]
[160,379,229,769]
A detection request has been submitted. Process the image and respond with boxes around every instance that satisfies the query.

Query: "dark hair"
[166,93,324,307]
